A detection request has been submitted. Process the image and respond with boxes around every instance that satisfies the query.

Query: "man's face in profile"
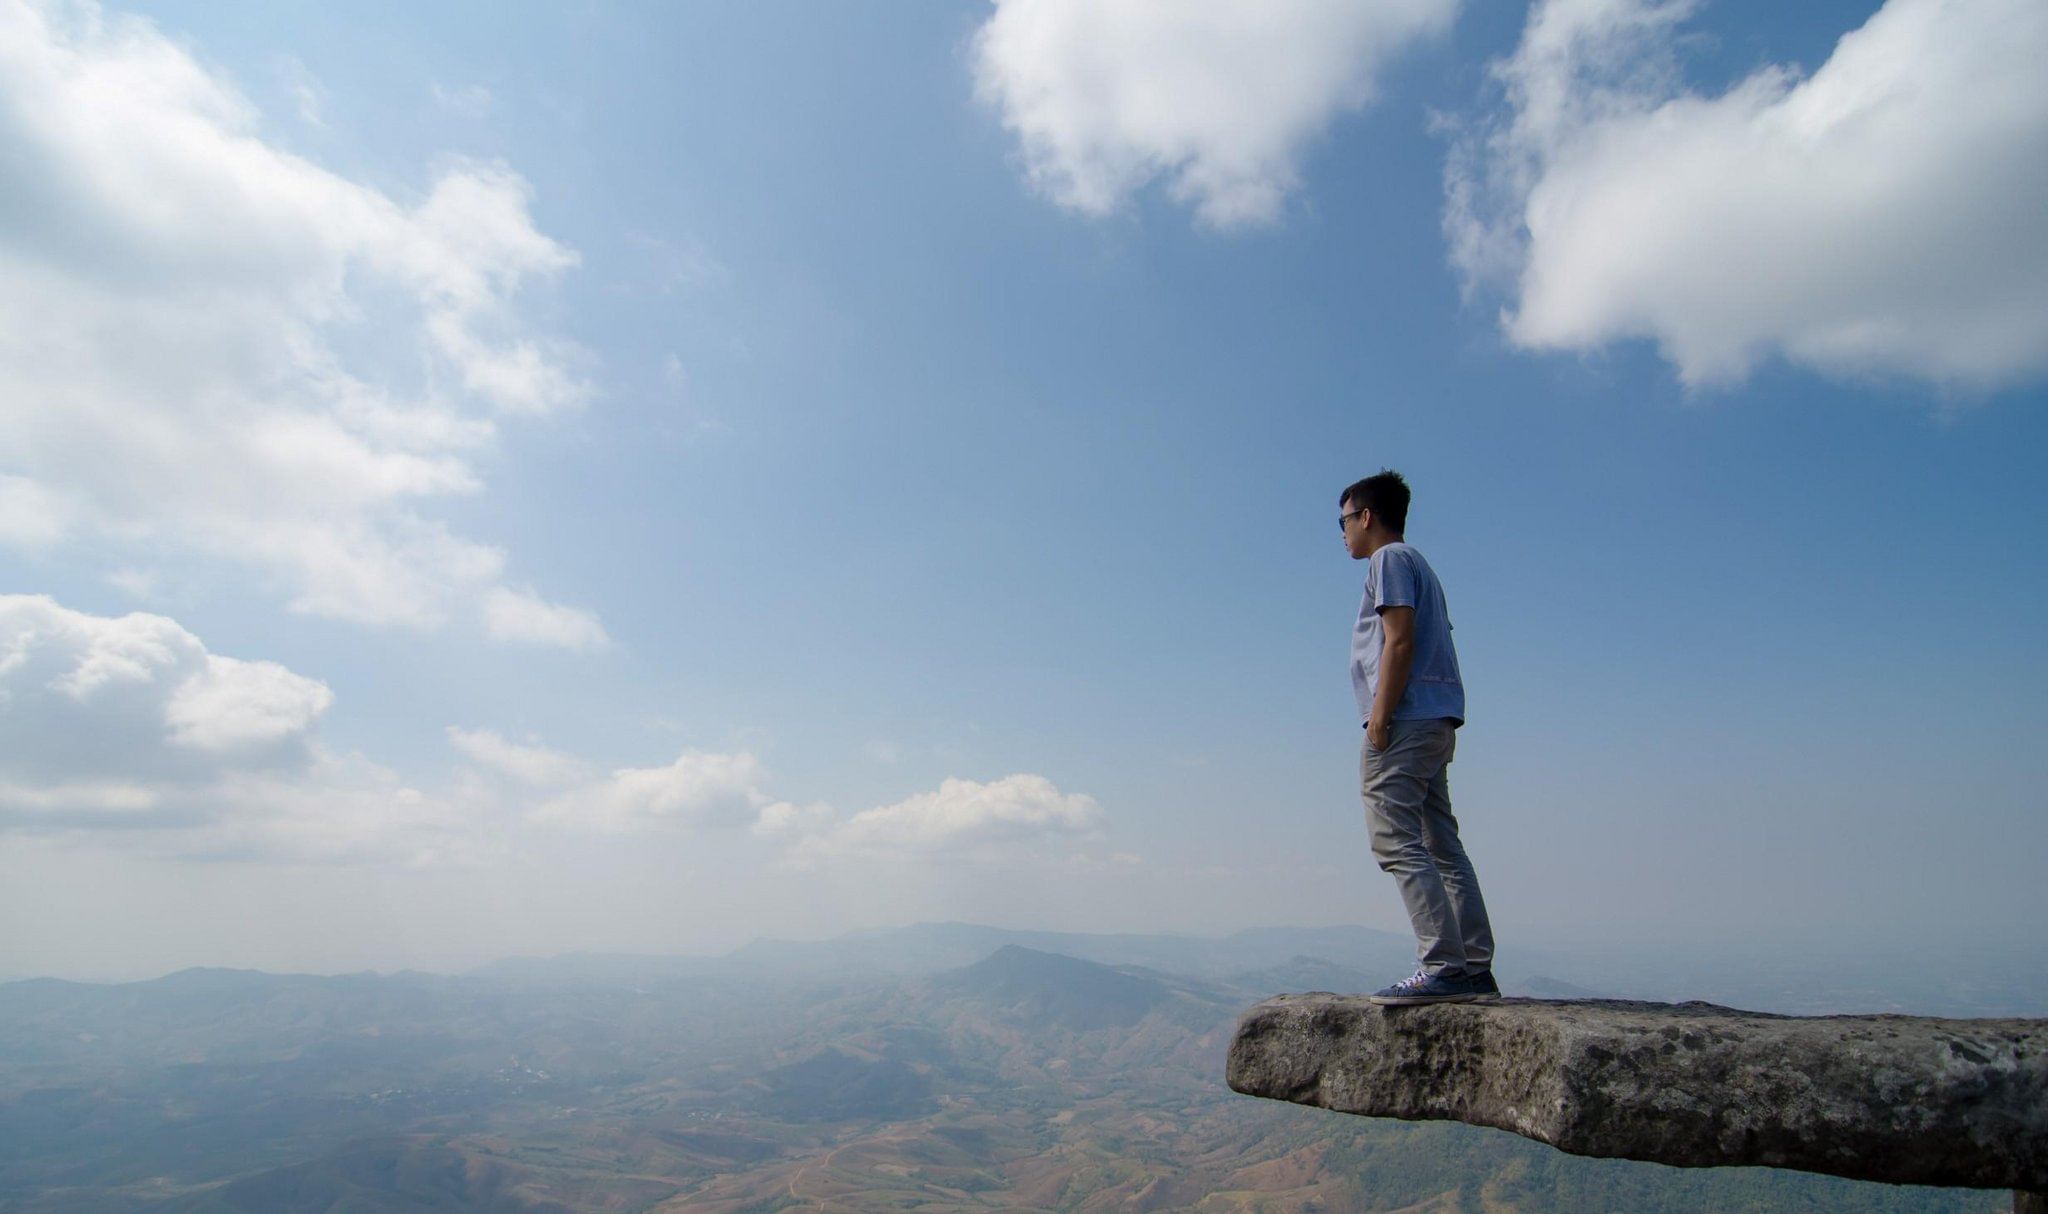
[1341,503,1372,560]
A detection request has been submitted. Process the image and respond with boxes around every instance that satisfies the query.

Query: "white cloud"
[751,798,835,839]
[0,596,1111,870]
[531,750,774,833]
[523,748,1111,869]
[0,594,477,864]
[3,601,327,759]
[790,773,1104,864]
[0,592,328,779]
[446,726,584,786]
[165,655,334,753]
[481,587,612,652]
[0,595,1118,877]
[1446,0,2048,387]
[0,0,602,642]
[973,0,1458,227]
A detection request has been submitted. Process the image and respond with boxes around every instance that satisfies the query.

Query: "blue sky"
[2,0,2044,980]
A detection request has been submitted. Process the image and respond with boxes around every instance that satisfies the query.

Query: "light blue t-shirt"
[1351,541,1465,725]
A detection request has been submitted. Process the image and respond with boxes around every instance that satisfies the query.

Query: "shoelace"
[1394,969,1431,991]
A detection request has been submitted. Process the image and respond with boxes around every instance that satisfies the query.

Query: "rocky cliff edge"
[1227,994,2048,1193]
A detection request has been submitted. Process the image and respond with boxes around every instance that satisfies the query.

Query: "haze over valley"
[2,924,2030,1212]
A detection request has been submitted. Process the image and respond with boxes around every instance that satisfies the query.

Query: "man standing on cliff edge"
[1342,469,1498,1006]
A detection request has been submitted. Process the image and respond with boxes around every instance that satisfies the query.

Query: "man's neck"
[1363,532,1405,557]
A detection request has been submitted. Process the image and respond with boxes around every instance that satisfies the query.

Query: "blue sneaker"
[1367,969,1477,1006]
[1465,970,1501,1002]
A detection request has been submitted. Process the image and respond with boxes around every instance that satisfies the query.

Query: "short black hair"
[1340,469,1410,535]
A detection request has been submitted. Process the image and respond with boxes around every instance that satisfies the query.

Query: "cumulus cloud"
[531,750,776,833]
[164,654,335,753]
[514,744,826,840]
[973,0,1458,227]
[789,773,1105,865]
[751,797,835,839]
[0,594,477,864]
[1,594,330,778]
[446,726,585,787]
[482,587,611,652]
[0,591,1118,873]
[0,0,602,641]
[0,594,1115,872]
[1446,0,2048,387]
[522,748,1111,869]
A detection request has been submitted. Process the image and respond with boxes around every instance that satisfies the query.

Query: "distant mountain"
[718,920,1420,982]
[1,936,2012,1213]
[759,1045,936,1122]
[442,921,1424,993]
[932,945,1172,1030]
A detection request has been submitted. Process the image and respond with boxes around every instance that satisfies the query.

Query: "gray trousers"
[1361,718,1494,978]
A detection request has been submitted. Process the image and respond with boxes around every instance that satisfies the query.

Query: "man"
[1342,469,1497,1006]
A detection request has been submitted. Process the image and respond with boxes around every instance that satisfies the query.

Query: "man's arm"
[1368,605,1415,750]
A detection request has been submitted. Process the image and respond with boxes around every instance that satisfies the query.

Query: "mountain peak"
[937,946,1171,1030]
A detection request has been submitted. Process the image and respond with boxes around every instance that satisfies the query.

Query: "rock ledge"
[1226,994,2048,1192]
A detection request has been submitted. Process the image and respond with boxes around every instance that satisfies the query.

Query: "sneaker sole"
[1468,991,1502,1002]
[1367,992,1479,1006]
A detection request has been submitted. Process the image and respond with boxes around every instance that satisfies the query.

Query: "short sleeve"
[1372,547,1421,612]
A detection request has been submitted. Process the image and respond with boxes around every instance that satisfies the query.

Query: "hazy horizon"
[9,917,2044,1005]
[5,923,2012,1210]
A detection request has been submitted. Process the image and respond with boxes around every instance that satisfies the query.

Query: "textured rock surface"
[1227,994,2048,1192]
